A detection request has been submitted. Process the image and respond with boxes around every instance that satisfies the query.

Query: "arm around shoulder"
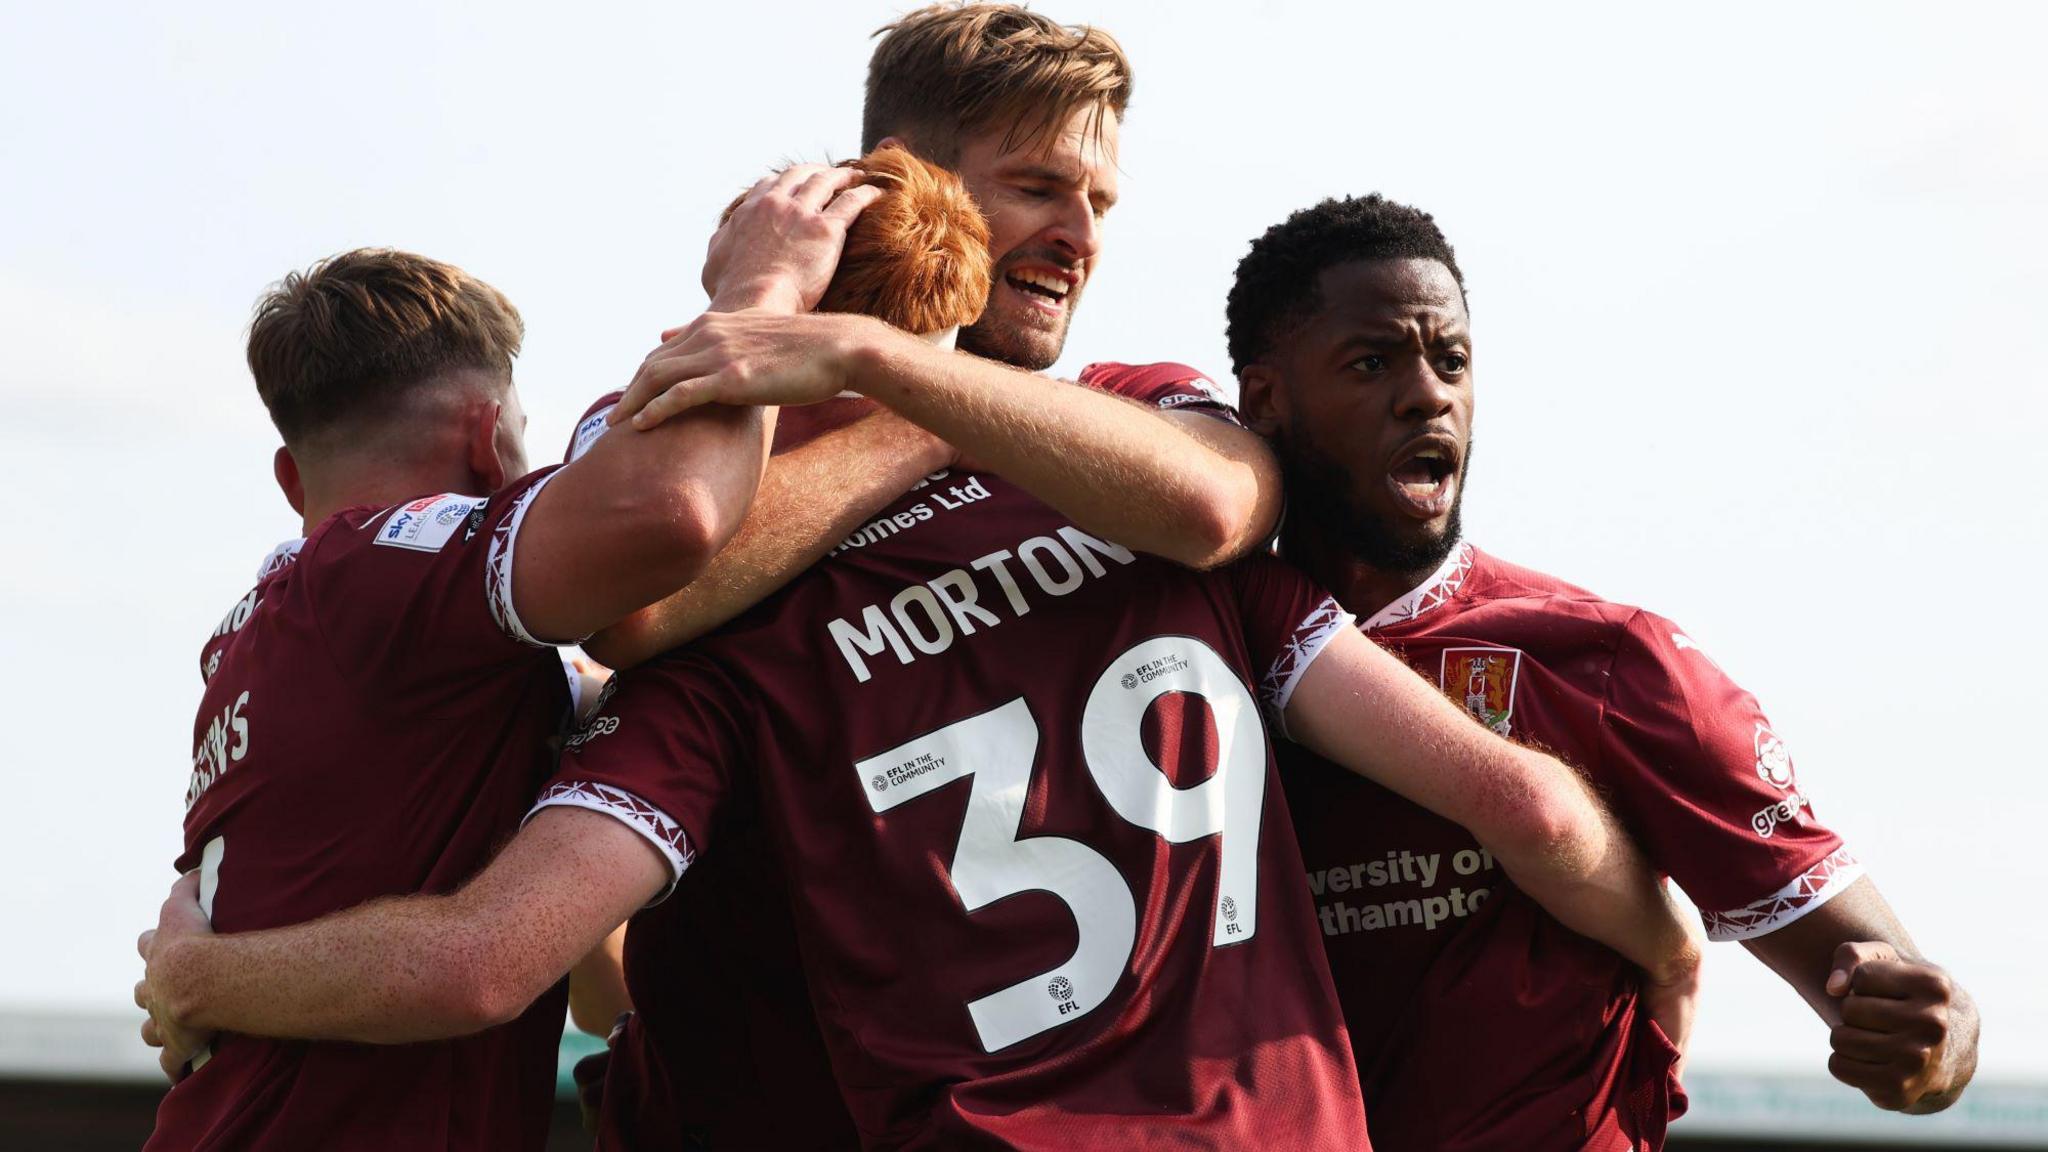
[143,807,670,1046]
[847,332,1281,568]
[1284,626,1703,992]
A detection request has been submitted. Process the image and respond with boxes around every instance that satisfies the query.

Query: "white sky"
[3,0,2044,1088]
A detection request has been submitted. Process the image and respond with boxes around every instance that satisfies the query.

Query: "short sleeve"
[1599,610,1858,942]
[1078,361,1245,427]
[303,466,567,707]
[528,651,749,901]
[1223,552,1355,724]
[564,391,625,464]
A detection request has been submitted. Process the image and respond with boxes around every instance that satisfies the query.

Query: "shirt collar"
[256,539,306,581]
[1360,541,1475,632]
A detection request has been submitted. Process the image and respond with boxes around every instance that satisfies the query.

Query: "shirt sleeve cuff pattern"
[527,779,694,904]
[1699,846,1863,942]
[1260,597,1356,734]
[486,470,572,649]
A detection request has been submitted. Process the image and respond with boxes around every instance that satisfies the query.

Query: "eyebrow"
[1003,162,1079,184]
[1003,162,1118,208]
[1331,327,1470,353]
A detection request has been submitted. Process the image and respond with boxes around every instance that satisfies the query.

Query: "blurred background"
[2,0,2043,1146]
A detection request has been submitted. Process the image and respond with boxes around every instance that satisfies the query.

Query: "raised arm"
[513,164,891,643]
[857,326,1279,569]
[138,808,667,1055]
[611,311,1282,570]
[507,354,772,646]
[1743,877,1978,1112]
[584,405,953,668]
[1284,627,1703,1015]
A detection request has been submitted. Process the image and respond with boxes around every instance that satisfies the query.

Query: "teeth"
[1009,269,1071,298]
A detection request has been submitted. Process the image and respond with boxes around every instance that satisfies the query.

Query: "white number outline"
[854,636,1266,1053]
[187,835,225,1071]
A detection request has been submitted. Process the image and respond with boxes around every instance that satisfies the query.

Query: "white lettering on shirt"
[827,472,996,558]
[186,690,252,810]
[828,526,1137,683]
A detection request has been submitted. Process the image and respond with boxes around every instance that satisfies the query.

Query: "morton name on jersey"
[541,364,1373,1151]
[156,470,575,1152]
[1281,543,1854,1152]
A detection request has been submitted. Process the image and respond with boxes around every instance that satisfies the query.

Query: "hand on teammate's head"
[620,148,992,432]
[704,147,990,328]
[702,164,884,314]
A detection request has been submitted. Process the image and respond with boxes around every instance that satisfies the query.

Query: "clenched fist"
[1824,941,1976,1113]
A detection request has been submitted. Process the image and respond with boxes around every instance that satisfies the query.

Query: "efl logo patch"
[375,493,481,553]
[1440,647,1520,736]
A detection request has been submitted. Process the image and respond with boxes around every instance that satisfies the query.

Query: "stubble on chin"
[958,299,1068,372]
[1279,429,1464,577]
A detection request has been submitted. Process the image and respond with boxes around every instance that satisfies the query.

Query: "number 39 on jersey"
[854,635,1268,1053]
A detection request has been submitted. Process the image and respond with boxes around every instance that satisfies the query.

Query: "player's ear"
[273,447,306,516]
[466,400,510,493]
[1237,364,1287,438]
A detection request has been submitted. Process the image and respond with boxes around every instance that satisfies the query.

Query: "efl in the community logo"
[1440,648,1521,736]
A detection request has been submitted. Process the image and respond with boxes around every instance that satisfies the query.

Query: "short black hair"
[1225,194,1466,376]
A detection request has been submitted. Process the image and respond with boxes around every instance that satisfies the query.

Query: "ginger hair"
[862,3,1132,162]
[246,248,522,447]
[724,146,990,335]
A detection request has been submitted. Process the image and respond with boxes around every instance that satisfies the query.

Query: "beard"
[957,248,1081,371]
[1277,417,1468,577]
[957,302,1069,370]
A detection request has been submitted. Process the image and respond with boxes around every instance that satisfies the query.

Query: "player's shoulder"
[566,390,626,464]
[1077,361,1232,409]
[198,546,295,683]
[1450,547,1638,637]
[1475,552,1739,687]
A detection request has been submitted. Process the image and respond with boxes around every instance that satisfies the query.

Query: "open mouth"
[1385,437,1460,519]
[1003,267,1074,314]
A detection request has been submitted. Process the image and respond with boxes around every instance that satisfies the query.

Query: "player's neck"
[1285,529,1440,622]
[295,457,482,536]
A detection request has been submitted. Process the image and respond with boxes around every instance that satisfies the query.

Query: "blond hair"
[862,3,1132,161]
[246,249,522,446]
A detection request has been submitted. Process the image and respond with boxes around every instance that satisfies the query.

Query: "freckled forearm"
[165,901,482,1044]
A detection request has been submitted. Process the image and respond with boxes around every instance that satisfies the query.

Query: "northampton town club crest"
[1440,648,1522,736]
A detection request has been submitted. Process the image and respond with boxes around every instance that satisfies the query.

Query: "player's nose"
[1390,360,1456,420]
[1045,194,1104,263]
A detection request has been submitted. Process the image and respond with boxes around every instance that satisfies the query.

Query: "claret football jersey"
[543,364,1374,1150]
[151,468,575,1152]
[1281,543,1854,1152]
